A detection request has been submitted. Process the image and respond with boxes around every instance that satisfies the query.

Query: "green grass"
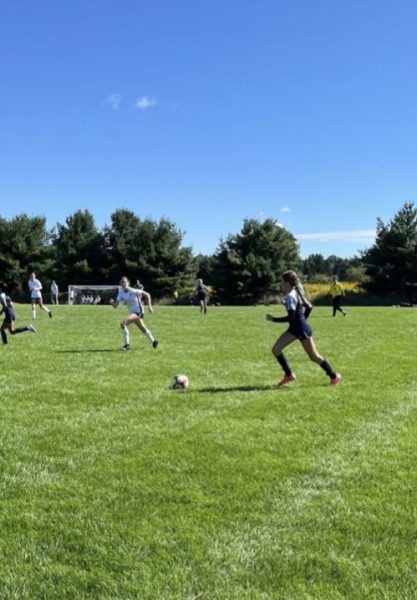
[1,304,417,599]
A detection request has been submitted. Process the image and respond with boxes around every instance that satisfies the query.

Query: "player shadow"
[198,384,281,393]
[56,349,121,354]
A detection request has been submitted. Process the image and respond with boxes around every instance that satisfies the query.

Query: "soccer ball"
[172,374,189,389]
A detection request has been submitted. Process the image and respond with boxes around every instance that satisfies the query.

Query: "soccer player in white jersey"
[28,272,52,319]
[110,276,159,351]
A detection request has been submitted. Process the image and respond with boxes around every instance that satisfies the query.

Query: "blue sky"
[1,0,416,258]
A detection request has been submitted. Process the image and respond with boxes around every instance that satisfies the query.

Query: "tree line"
[1,202,416,303]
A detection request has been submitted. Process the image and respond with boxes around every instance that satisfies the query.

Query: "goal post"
[67,284,120,305]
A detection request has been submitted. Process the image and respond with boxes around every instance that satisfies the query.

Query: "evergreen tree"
[0,214,51,290]
[213,218,301,303]
[362,202,417,297]
[53,210,106,285]
[105,210,194,297]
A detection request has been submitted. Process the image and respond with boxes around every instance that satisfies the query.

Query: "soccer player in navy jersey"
[266,270,341,386]
[1,288,36,345]
[110,276,158,351]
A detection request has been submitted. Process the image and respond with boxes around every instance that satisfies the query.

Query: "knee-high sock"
[1,330,7,345]
[32,308,36,319]
[320,359,337,379]
[144,329,155,344]
[122,326,130,346]
[276,353,292,376]
[10,327,30,335]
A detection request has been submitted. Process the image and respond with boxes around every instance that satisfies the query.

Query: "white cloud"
[105,94,122,110]
[296,229,376,243]
[135,96,157,110]
[281,207,291,213]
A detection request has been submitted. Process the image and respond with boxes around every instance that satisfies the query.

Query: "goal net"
[67,284,119,305]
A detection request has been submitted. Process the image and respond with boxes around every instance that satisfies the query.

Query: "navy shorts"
[3,309,15,324]
[288,321,312,340]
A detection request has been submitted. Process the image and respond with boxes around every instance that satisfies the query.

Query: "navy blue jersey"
[283,289,312,340]
[1,295,15,322]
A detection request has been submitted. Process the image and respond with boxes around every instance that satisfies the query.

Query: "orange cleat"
[330,373,342,386]
[277,374,296,387]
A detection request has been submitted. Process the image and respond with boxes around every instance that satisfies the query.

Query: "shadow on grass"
[56,349,121,353]
[197,384,281,393]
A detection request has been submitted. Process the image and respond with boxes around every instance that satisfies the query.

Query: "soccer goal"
[67,285,119,305]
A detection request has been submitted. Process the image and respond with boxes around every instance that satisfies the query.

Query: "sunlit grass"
[0,304,416,599]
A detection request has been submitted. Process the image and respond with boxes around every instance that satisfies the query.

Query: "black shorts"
[197,292,207,302]
[332,295,343,308]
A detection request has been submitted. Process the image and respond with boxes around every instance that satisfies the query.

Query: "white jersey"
[29,278,42,299]
[116,286,144,314]
[51,283,59,294]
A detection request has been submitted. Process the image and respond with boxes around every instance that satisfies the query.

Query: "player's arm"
[304,304,313,319]
[109,294,121,309]
[266,313,289,323]
[141,290,154,313]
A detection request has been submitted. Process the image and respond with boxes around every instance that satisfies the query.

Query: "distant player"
[328,275,347,317]
[28,272,52,319]
[1,289,36,345]
[50,280,59,305]
[195,278,209,314]
[266,270,341,386]
[110,276,158,351]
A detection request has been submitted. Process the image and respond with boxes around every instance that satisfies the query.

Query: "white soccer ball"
[172,374,189,389]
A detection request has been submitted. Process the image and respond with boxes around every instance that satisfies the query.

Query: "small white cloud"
[105,94,122,110]
[135,96,157,110]
[296,229,376,243]
[281,207,291,213]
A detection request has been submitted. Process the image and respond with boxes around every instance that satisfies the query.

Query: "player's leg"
[300,336,341,384]
[1,320,8,345]
[119,316,132,350]
[39,297,52,318]
[9,320,36,335]
[133,315,158,348]
[272,330,297,385]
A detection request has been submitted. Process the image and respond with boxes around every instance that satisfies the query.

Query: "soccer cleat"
[121,344,130,351]
[153,340,159,349]
[277,373,296,387]
[28,324,37,333]
[49,311,53,318]
[330,373,342,386]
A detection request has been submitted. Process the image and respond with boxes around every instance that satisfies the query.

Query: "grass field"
[1,303,417,599]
